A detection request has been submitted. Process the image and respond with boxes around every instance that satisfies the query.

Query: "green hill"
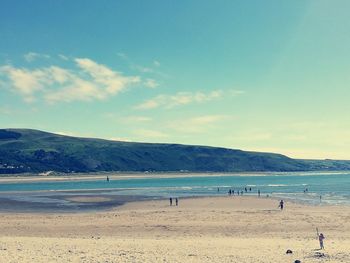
[0,129,349,174]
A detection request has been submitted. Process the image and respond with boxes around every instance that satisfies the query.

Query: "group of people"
[227,189,243,196]
[169,197,179,206]
[225,187,261,197]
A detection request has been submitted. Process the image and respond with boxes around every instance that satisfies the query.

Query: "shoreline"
[1,170,349,183]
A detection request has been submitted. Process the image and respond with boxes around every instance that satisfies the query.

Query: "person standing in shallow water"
[279,200,284,210]
[169,197,172,206]
[175,198,178,206]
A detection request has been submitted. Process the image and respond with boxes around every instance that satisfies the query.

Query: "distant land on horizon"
[0,128,350,175]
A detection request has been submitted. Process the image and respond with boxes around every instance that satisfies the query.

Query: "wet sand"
[0,196,349,262]
[0,192,154,213]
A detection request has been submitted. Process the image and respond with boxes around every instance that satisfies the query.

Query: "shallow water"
[0,172,349,207]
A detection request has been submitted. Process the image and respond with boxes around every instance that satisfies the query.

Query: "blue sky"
[1,0,349,159]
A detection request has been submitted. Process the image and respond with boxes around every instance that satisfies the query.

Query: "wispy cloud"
[116,53,167,78]
[135,90,223,110]
[24,52,50,62]
[58,54,69,61]
[0,57,140,103]
[117,53,153,73]
[168,114,230,133]
[144,78,159,89]
[123,116,152,122]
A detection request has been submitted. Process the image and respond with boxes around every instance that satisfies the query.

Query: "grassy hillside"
[0,129,349,174]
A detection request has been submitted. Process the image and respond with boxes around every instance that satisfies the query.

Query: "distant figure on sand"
[258,189,260,197]
[318,233,325,249]
[279,200,284,210]
[106,176,109,182]
[249,187,251,192]
[169,197,173,206]
[228,189,231,196]
[245,187,247,193]
[175,198,178,206]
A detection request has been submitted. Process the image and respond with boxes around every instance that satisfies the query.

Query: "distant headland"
[1,129,350,174]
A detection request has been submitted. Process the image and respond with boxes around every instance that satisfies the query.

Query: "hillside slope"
[0,129,349,174]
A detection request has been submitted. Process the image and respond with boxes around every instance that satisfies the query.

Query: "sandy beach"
[0,196,349,263]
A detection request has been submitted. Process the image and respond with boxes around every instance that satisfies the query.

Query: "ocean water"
[0,171,349,206]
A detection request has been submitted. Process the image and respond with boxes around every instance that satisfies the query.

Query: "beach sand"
[0,196,349,262]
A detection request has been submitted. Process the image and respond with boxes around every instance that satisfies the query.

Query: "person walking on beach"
[175,198,178,206]
[279,200,284,210]
[169,197,173,206]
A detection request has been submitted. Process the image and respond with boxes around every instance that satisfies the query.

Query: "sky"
[1,0,350,159]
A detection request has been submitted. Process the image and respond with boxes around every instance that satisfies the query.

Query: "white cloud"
[44,77,101,103]
[0,65,47,102]
[0,57,140,103]
[75,58,140,95]
[135,90,223,110]
[24,52,50,62]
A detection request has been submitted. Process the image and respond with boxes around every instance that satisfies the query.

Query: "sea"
[0,171,349,210]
